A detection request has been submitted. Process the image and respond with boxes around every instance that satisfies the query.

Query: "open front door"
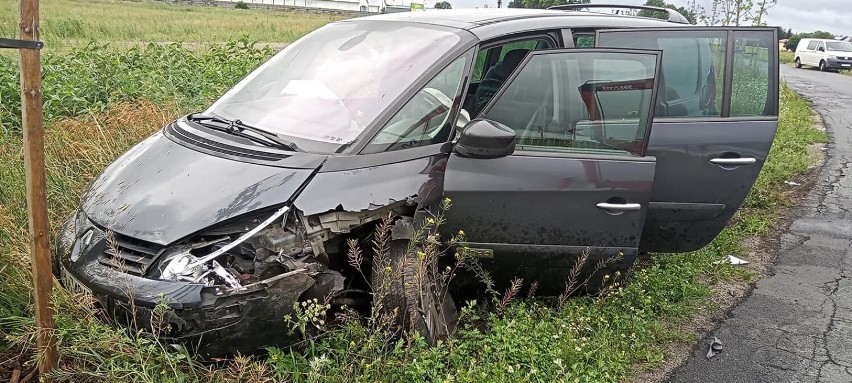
[596,27,779,252]
[443,49,663,278]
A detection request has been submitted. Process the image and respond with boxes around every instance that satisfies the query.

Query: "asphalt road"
[668,66,852,382]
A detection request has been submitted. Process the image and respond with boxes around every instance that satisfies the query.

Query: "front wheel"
[372,240,457,345]
[794,57,802,68]
[819,60,828,72]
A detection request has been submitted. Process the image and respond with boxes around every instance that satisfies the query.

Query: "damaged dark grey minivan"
[55,6,780,356]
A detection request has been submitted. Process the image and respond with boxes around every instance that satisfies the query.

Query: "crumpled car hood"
[82,130,318,245]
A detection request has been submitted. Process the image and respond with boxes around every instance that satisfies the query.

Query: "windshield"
[826,41,852,51]
[205,21,463,153]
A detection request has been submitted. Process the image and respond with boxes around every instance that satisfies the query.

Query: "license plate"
[60,265,93,296]
[843,64,851,67]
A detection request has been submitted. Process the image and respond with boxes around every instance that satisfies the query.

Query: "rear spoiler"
[548,4,691,25]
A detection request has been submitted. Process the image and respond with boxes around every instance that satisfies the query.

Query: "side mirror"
[818,46,825,52]
[454,119,516,159]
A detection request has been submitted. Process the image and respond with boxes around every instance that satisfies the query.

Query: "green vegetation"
[0,0,344,49]
[434,1,453,9]
[744,86,828,210]
[0,41,272,132]
[783,30,835,52]
[780,51,794,64]
[0,2,829,381]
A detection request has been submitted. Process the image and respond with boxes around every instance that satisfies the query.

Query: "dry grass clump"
[1,101,183,382]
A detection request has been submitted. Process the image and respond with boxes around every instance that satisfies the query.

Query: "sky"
[438,0,852,36]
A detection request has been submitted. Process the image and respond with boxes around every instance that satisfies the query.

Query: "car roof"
[354,9,674,32]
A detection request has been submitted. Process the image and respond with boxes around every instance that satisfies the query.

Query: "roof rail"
[548,4,691,25]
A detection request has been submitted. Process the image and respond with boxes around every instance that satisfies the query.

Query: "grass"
[0,4,830,380]
[1,41,273,132]
[0,0,345,49]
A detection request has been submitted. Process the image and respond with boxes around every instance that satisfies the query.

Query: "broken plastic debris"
[783,181,801,186]
[727,255,749,265]
[706,336,723,359]
[712,255,750,265]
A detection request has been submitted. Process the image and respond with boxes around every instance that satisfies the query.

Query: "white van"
[795,38,852,71]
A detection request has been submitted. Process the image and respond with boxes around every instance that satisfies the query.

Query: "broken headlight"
[157,205,320,289]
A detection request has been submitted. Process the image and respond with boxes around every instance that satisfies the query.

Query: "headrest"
[499,49,530,78]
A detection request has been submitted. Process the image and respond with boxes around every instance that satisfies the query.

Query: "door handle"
[596,202,641,211]
[710,157,756,166]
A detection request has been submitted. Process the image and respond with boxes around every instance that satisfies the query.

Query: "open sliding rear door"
[596,27,779,252]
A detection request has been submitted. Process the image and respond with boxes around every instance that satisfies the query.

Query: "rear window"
[596,29,776,118]
[596,30,727,118]
[807,40,818,50]
[731,30,774,116]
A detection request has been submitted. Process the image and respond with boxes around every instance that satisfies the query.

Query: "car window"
[481,50,659,156]
[574,34,595,47]
[658,38,700,100]
[827,41,852,51]
[467,37,553,117]
[471,38,550,82]
[499,40,544,59]
[471,50,490,82]
[596,30,728,118]
[362,54,469,154]
[205,21,465,153]
[818,41,825,51]
[807,40,818,50]
[731,30,773,117]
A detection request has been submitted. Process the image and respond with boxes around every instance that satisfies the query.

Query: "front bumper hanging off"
[54,213,317,358]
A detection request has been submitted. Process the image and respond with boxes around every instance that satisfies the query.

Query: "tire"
[794,57,802,68]
[819,60,827,72]
[372,240,457,345]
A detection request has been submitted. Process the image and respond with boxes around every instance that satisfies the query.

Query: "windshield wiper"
[187,113,300,151]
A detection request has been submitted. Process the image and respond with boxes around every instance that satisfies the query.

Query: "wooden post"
[18,0,58,378]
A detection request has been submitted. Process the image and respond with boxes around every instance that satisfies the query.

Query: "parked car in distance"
[795,38,852,71]
[54,5,779,357]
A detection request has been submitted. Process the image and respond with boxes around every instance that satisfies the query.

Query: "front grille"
[100,233,166,276]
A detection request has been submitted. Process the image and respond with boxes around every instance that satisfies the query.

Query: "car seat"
[472,48,530,116]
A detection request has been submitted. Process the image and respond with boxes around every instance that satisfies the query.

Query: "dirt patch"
[630,118,828,383]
